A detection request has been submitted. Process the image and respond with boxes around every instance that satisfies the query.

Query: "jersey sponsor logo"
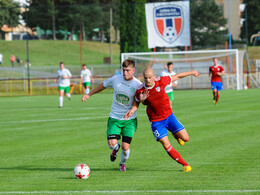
[156,86,161,92]
[153,5,183,44]
[116,94,130,105]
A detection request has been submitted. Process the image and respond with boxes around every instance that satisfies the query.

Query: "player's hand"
[124,110,134,120]
[192,70,200,78]
[140,89,149,103]
[82,94,90,102]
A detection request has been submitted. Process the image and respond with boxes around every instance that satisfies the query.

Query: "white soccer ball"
[74,164,90,179]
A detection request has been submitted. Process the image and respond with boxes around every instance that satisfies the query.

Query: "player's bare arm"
[172,70,200,82]
[91,76,95,83]
[217,71,225,76]
[124,100,140,120]
[82,83,106,102]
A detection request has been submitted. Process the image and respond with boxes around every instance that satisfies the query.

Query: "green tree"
[190,0,228,48]
[0,0,20,27]
[23,0,58,39]
[240,0,260,44]
[120,1,149,53]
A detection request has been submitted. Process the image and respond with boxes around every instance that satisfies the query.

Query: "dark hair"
[122,59,135,68]
[59,62,64,65]
[83,64,86,67]
[167,62,173,67]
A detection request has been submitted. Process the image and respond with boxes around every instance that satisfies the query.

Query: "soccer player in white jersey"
[80,64,94,94]
[82,59,142,171]
[55,62,72,108]
[161,62,177,108]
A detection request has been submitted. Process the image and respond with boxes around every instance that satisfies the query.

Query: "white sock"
[120,149,130,164]
[108,143,119,151]
[86,88,90,94]
[67,93,71,98]
[59,97,63,107]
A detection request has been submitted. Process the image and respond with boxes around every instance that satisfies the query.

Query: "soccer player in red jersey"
[124,68,200,172]
[209,58,225,104]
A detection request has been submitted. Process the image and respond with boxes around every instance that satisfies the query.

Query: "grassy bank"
[0,40,120,67]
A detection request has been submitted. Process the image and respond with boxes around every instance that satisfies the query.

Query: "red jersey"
[135,76,173,122]
[209,65,224,82]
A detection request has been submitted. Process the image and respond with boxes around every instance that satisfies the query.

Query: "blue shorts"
[151,113,184,141]
[211,82,223,91]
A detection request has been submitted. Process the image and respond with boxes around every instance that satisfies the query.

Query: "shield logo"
[153,5,184,44]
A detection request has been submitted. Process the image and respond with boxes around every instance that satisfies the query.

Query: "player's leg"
[86,86,90,94]
[119,118,137,171]
[167,92,173,108]
[211,82,217,103]
[107,117,121,162]
[64,86,71,100]
[120,139,131,171]
[152,119,190,168]
[159,136,191,172]
[108,138,120,161]
[215,82,223,104]
[85,82,91,94]
[58,87,64,108]
[166,113,187,145]
[82,83,87,94]
[173,129,189,145]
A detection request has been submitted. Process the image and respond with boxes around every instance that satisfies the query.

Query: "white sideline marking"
[0,190,259,194]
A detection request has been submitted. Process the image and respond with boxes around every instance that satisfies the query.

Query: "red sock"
[216,94,220,103]
[166,145,189,166]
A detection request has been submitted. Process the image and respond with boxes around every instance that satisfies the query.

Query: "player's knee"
[182,136,189,142]
[122,143,130,151]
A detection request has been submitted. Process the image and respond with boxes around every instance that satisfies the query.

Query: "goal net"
[121,49,245,90]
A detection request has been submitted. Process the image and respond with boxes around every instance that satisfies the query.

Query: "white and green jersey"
[80,69,92,83]
[160,70,177,93]
[57,68,72,87]
[103,74,142,120]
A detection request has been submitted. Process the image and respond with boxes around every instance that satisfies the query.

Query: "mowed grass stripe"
[0,90,259,193]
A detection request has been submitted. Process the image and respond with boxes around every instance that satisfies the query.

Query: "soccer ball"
[74,164,90,179]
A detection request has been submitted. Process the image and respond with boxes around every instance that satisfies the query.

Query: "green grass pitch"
[0,89,260,194]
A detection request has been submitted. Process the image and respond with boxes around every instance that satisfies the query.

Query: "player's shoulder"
[161,70,168,76]
[136,83,145,91]
[132,77,142,84]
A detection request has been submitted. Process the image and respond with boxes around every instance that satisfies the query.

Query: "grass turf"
[0,89,259,194]
[0,40,120,67]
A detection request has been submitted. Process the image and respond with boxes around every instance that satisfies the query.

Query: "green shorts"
[167,91,174,101]
[83,82,91,88]
[107,117,137,138]
[59,86,70,93]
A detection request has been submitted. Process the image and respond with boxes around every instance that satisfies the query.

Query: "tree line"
[0,0,259,53]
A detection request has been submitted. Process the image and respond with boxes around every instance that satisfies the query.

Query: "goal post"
[121,49,244,90]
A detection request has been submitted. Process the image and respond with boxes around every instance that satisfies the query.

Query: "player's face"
[123,66,135,81]
[168,64,173,72]
[143,72,155,87]
[213,58,218,66]
[60,63,64,70]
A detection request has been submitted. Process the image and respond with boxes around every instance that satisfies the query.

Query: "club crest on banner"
[153,5,184,44]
